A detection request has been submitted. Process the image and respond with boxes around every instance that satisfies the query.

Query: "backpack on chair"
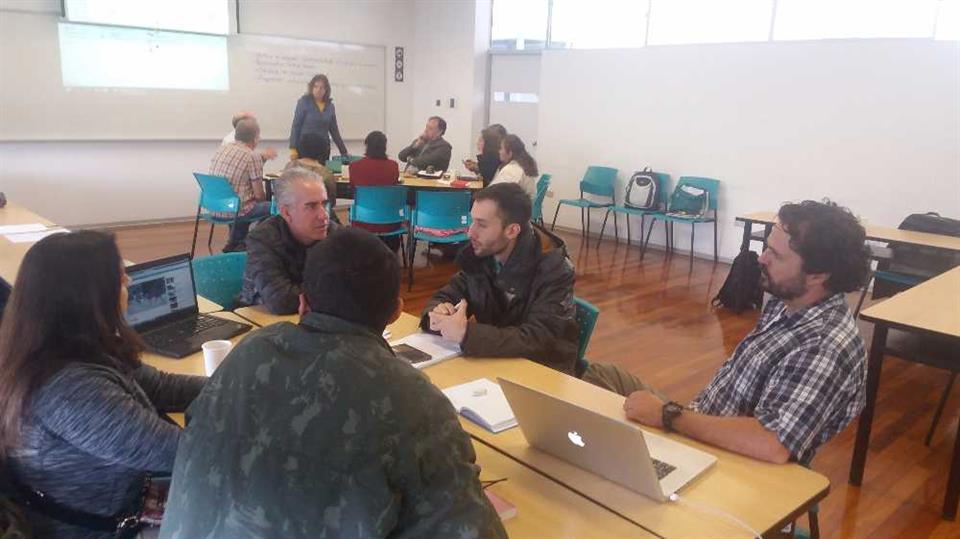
[624,168,659,210]
[712,249,763,313]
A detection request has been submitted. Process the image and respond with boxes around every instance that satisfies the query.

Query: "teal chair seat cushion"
[412,231,469,244]
[199,212,263,225]
[608,205,660,217]
[558,198,612,209]
[656,212,716,223]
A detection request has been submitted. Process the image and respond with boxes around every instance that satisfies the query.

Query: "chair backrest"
[532,173,552,222]
[412,190,472,230]
[674,176,720,212]
[572,296,600,361]
[351,186,409,225]
[580,166,618,198]
[193,173,241,214]
[191,252,248,310]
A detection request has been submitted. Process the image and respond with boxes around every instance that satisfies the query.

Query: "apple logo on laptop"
[567,431,585,448]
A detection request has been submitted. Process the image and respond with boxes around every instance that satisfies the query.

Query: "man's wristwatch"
[662,401,684,433]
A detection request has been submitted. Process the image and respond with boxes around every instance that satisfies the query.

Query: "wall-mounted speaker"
[394,47,404,82]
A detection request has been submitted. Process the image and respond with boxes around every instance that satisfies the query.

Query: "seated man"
[398,116,452,172]
[422,183,579,374]
[238,167,335,314]
[209,117,272,252]
[221,110,278,163]
[584,200,870,465]
[161,228,506,538]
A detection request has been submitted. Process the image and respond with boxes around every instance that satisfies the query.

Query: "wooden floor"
[109,218,960,539]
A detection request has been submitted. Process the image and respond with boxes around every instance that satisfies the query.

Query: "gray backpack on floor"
[624,168,659,210]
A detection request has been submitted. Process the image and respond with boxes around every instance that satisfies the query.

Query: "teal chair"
[598,172,671,249]
[532,174,552,225]
[642,176,720,272]
[191,173,263,258]
[350,186,410,266]
[550,166,618,243]
[326,154,361,174]
[191,252,247,310]
[407,190,472,290]
[572,296,600,378]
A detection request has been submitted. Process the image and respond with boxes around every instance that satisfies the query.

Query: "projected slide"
[58,22,229,91]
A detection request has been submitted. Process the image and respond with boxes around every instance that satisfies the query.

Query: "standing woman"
[491,134,539,200]
[0,231,206,538]
[289,74,349,163]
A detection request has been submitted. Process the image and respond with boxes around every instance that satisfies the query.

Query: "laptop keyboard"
[651,458,677,480]
[144,314,231,347]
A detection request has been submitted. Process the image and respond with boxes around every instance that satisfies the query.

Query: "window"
[59,0,230,90]
[773,0,940,41]
[490,0,958,49]
[550,0,649,49]
[491,0,549,50]
[646,0,773,46]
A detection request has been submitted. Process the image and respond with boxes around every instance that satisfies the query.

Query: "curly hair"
[777,200,870,294]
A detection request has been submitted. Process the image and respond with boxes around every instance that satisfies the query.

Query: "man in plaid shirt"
[209,117,272,252]
[584,200,870,465]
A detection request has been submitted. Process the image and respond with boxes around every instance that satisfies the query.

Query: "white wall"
[538,39,960,261]
[0,0,417,226]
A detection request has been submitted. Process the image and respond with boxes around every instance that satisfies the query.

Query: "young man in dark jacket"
[422,182,579,374]
[237,167,336,314]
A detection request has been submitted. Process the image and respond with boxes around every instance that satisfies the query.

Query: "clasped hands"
[428,299,469,344]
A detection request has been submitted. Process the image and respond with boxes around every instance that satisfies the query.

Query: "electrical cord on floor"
[668,492,762,539]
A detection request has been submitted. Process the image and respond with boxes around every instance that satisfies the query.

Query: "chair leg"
[407,237,416,291]
[689,223,696,273]
[551,203,562,231]
[640,218,656,261]
[809,507,820,539]
[613,211,620,244]
[207,223,216,255]
[713,217,718,263]
[626,214,632,247]
[190,206,202,259]
[399,235,408,269]
[586,208,592,244]
[927,372,958,446]
[598,208,611,247]
[580,207,586,239]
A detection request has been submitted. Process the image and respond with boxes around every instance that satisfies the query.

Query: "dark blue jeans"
[226,201,272,250]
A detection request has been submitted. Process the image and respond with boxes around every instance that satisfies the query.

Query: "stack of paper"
[442,378,518,433]
[0,224,69,244]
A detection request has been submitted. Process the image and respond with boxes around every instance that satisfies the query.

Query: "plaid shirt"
[209,142,263,216]
[690,294,867,464]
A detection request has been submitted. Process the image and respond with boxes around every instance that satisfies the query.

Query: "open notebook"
[442,378,518,433]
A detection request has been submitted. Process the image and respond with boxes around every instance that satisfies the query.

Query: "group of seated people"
[210,113,543,253]
[0,176,872,534]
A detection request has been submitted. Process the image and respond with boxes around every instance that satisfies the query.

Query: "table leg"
[740,221,753,251]
[943,415,960,519]
[849,324,887,486]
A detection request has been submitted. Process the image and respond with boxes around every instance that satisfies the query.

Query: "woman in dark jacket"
[288,73,349,163]
[464,125,506,186]
[0,231,206,538]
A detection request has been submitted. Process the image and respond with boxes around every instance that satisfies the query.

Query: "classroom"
[1,1,959,538]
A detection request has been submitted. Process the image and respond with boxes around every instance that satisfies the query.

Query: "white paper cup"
[202,340,233,376]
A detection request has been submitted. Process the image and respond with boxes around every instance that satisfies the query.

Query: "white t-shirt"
[491,160,536,200]
[221,129,236,146]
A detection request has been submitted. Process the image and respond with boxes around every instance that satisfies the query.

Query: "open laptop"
[498,377,716,502]
[125,254,251,358]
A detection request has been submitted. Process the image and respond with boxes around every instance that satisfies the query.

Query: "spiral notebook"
[442,378,518,433]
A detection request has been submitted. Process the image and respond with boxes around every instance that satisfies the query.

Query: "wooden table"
[422,357,830,538]
[473,441,652,538]
[736,211,960,253]
[850,265,960,518]
[0,202,55,227]
[0,203,60,283]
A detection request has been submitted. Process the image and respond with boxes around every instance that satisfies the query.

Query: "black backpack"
[712,249,763,313]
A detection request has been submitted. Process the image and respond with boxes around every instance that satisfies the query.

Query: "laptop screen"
[125,255,197,328]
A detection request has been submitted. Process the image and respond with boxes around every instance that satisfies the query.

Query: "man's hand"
[623,390,666,428]
[261,147,278,161]
[428,300,468,344]
[413,135,426,148]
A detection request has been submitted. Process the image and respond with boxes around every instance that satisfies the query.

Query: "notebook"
[442,379,518,433]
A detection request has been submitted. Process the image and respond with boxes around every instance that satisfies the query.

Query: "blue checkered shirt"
[690,294,867,464]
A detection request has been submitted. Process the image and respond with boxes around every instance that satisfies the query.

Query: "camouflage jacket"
[160,312,506,539]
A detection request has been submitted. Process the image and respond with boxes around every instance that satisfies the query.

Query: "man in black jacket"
[422,183,578,374]
[238,167,336,314]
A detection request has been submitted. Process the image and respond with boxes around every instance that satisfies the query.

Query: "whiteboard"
[0,10,385,141]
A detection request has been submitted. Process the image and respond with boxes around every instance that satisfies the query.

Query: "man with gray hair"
[209,117,272,251]
[237,167,336,313]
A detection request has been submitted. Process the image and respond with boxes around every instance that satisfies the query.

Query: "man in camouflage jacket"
[161,228,505,538]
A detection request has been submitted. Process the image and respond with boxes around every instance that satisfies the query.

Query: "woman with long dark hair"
[464,126,505,187]
[0,231,205,538]
[491,134,539,200]
[288,73,349,163]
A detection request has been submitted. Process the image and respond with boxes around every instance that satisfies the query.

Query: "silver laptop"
[498,377,717,502]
